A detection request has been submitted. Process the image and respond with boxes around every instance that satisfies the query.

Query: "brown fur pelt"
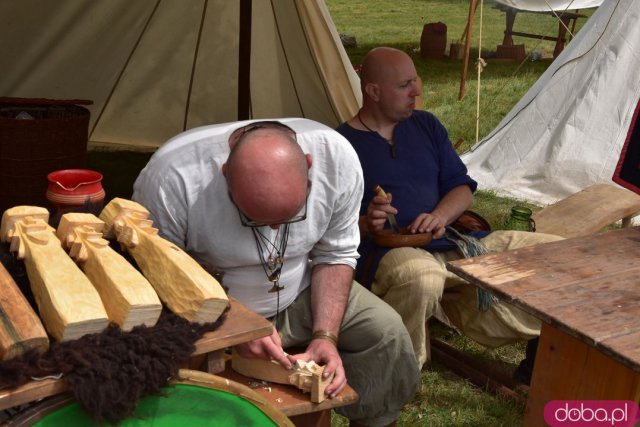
[0,308,228,424]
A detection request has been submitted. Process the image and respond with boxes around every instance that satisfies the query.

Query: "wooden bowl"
[373,229,433,248]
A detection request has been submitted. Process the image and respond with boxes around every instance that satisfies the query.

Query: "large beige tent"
[0,0,361,151]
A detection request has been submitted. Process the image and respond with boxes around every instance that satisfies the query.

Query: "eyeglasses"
[237,200,307,228]
[229,181,311,228]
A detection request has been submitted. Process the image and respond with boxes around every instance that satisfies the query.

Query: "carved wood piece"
[0,263,49,360]
[56,213,162,331]
[231,349,333,403]
[1,206,109,341]
[99,198,229,323]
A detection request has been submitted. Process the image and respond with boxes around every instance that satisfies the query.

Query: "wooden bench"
[532,183,640,238]
[218,358,358,427]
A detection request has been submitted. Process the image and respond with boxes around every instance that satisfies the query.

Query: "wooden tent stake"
[459,0,478,100]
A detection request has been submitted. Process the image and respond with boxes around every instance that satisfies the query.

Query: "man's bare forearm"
[310,264,353,337]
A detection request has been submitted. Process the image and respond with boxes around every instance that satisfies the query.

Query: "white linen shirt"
[132,118,364,318]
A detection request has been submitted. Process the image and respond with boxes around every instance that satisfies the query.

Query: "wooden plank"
[524,323,640,427]
[219,359,358,417]
[0,298,272,411]
[0,263,48,360]
[192,298,272,355]
[231,349,333,403]
[447,227,640,301]
[533,184,640,238]
[0,378,68,411]
[599,330,640,373]
[520,271,640,371]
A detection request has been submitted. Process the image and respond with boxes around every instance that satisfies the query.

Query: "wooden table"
[447,227,640,426]
[0,297,272,411]
[496,4,585,58]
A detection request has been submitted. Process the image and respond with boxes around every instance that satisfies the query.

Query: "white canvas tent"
[462,0,640,206]
[0,0,361,151]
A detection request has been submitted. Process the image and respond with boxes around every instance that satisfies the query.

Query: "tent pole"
[459,0,478,100]
[238,0,252,120]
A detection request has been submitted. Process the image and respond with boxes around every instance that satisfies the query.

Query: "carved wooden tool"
[0,206,109,341]
[99,198,229,323]
[373,185,401,233]
[231,349,333,403]
[0,262,49,360]
[56,213,162,331]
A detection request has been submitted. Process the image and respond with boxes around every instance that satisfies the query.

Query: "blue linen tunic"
[336,110,479,287]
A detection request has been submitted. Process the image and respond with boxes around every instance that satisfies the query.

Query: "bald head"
[361,47,415,89]
[359,47,420,121]
[225,126,310,227]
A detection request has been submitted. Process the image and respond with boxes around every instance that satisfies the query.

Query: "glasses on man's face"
[237,198,307,228]
[229,181,311,228]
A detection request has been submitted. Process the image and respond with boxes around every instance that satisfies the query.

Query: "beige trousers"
[372,230,564,369]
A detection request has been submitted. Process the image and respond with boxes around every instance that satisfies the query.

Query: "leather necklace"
[357,111,397,158]
[251,224,289,329]
[251,225,289,293]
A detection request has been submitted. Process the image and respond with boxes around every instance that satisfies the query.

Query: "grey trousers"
[277,281,419,427]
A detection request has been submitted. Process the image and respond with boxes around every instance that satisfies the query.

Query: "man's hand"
[407,185,474,238]
[288,338,346,398]
[408,212,447,238]
[233,326,292,369]
[366,193,398,234]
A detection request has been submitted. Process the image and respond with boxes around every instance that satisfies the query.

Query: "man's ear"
[222,163,228,178]
[306,154,312,170]
[364,83,380,102]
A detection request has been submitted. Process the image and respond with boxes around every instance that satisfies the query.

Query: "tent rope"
[471,0,582,148]
[544,0,577,39]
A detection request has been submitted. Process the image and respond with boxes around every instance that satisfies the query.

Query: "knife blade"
[373,185,402,233]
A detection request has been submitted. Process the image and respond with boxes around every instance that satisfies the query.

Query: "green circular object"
[31,384,279,427]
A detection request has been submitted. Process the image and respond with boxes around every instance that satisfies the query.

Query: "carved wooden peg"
[0,206,109,342]
[231,349,334,403]
[99,198,229,323]
[56,213,163,331]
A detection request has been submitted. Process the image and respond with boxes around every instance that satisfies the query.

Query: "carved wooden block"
[99,198,229,323]
[56,213,162,331]
[0,206,109,342]
[231,349,333,403]
[0,262,49,360]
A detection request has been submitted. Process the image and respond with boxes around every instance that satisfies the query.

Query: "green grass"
[325,0,596,425]
[328,0,592,153]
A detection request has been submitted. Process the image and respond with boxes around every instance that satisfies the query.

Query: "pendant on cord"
[268,282,284,293]
[267,255,283,270]
[268,267,284,292]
